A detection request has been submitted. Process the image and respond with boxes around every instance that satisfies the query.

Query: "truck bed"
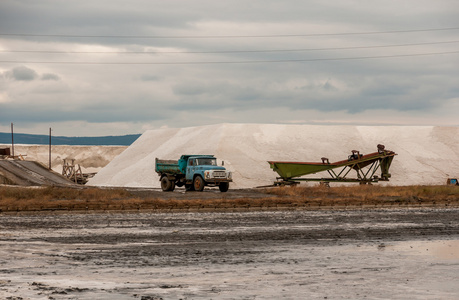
[155,158,182,174]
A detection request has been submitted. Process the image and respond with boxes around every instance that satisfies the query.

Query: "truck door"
[186,158,196,180]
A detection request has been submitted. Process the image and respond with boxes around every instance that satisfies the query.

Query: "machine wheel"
[160,176,173,192]
[219,182,229,192]
[193,176,205,192]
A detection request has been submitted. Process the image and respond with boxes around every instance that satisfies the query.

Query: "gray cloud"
[0,0,458,136]
[2,66,60,82]
[1,98,167,124]
[4,66,38,81]
[41,73,60,81]
[173,83,208,96]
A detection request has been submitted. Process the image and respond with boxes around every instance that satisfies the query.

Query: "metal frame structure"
[268,145,396,186]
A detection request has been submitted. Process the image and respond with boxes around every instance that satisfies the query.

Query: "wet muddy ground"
[0,208,458,299]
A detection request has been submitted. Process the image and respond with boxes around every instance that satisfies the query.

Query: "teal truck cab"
[155,155,232,192]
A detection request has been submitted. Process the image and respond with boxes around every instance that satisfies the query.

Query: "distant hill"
[0,132,141,146]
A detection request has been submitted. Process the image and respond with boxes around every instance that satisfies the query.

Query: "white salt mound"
[0,144,126,174]
[88,124,459,188]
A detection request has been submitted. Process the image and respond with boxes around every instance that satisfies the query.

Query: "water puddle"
[378,239,459,260]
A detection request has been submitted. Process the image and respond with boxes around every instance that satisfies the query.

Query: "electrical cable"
[0,40,458,55]
[0,27,458,39]
[1,50,458,65]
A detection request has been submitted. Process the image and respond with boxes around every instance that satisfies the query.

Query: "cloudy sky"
[1,0,458,136]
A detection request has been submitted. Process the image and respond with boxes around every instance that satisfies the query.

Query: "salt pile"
[88,124,459,188]
[0,144,127,174]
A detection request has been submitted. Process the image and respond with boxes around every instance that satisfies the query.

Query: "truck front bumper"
[205,179,232,185]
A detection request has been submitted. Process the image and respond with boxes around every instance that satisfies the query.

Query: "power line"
[1,40,458,55]
[1,27,458,39]
[1,51,458,65]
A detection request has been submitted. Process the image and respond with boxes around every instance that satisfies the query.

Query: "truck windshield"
[196,158,217,166]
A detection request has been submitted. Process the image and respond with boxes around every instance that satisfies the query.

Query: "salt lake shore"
[0,207,458,299]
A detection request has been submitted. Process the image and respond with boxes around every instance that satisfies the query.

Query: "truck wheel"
[193,176,205,192]
[161,176,173,192]
[219,182,229,192]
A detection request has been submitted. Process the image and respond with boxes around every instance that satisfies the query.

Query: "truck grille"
[213,171,226,178]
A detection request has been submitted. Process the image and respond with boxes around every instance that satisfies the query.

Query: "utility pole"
[49,128,52,170]
[11,123,14,158]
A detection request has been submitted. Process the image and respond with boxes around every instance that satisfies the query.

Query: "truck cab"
[181,155,232,192]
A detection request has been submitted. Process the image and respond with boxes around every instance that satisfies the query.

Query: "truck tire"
[219,182,229,192]
[193,176,205,192]
[161,176,173,192]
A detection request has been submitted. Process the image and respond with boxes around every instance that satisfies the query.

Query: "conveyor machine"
[268,144,396,186]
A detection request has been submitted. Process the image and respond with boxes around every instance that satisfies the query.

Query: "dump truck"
[155,155,232,192]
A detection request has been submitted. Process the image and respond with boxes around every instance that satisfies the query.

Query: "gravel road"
[1,208,458,299]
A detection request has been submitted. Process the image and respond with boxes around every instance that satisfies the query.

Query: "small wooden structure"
[0,147,26,160]
[0,148,10,156]
[62,159,95,184]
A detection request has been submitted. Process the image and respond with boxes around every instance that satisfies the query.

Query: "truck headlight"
[205,171,210,179]
[227,172,232,179]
